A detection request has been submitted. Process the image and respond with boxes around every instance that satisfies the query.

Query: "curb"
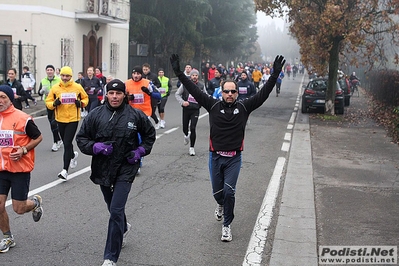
[269,94,318,265]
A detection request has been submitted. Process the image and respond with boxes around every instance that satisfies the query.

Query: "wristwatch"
[21,146,28,155]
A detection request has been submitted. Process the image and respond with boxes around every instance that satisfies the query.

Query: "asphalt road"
[2,76,305,265]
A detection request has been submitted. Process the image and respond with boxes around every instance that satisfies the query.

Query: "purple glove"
[93,142,114,155]
[127,146,146,164]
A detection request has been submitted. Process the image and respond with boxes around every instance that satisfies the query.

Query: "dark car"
[301,78,345,114]
[338,78,351,106]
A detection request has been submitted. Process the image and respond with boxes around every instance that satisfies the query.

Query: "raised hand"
[272,55,286,77]
[170,54,183,76]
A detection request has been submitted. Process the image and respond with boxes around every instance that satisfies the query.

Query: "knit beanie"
[0,85,15,102]
[132,66,143,75]
[190,69,199,76]
[60,66,73,76]
[107,79,125,93]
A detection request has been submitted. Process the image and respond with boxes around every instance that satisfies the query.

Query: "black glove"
[53,98,61,107]
[271,55,286,78]
[141,86,151,96]
[128,94,135,101]
[75,99,81,108]
[170,54,183,76]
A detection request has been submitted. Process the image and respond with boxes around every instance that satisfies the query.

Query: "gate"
[0,40,36,91]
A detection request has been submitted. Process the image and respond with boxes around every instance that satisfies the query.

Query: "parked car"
[338,78,351,106]
[301,78,345,114]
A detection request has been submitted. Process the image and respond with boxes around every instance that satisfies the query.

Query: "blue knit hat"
[0,85,14,102]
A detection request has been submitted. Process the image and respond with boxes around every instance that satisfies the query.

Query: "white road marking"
[243,157,286,265]
[243,74,306,265]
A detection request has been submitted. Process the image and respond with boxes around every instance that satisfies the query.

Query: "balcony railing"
[77,0,130,23]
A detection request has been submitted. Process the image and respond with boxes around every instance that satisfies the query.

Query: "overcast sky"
[256,11,285,30]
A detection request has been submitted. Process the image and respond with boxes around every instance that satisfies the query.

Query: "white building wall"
[0,2,129,82]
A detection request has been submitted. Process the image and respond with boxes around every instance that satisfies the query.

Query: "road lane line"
[6,166,92,207]
[243,157,286,265]
[12,113,210,208]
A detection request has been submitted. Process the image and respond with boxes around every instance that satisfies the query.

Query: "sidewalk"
[22,94,47,117]
[270,88,399,265]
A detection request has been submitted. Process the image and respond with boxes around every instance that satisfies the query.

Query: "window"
[61,38,74,68]
[110,42,119,73]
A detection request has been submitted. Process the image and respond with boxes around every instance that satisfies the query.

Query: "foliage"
[129,0,258,67]
[254,0,399,115]
[364,70,399,144]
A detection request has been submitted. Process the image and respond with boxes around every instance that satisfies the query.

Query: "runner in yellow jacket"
[45,66,89,180]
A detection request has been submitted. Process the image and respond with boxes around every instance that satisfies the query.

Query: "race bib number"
[239,87,247,94]
[12,88,16,95]
[216,151,236,157]
[187,94,198,104]
[132,93,144,104]
[0,130,14,147]
[159,88,166,95]
[61,93,76,104]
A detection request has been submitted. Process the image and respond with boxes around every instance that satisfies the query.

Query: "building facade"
[0,0,130,85]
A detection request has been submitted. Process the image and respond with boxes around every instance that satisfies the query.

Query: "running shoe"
[0,235,15,253]
[189,147,195,156]
[70,151,79,169]
[52,143,58,152]
[56,140,63,149]
[215,204,223,221]
[32,195,43,222]
[184,133,190,145]
[122,222,132,248]
[160,120,165,128]
[58,169,68,180]
[102,259,117,266]
[221,225,232,242]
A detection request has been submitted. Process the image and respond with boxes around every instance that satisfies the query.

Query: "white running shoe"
[58,169,68,181]
[122,222,132,248]
[52,143,58,152]
[70,151,79,169]
[0,235,16,253]
[102,259,117,266]
[221,225,232,242]
[184,133,190,145]
[154,123,160,129]
[160,120,165,128]
[189,147,195,156]
[57,140,63,149]
[215,204,223,221]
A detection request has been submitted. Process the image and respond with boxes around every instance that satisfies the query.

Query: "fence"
[0,40,36,91]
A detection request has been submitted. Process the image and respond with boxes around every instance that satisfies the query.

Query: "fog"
[256,12,300,64]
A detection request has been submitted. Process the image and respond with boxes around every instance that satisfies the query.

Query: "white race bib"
[239,86,247,94]
[61,93,76,104]
[0,130,14,147]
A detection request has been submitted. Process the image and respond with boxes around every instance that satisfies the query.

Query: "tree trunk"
[325,38,341,115]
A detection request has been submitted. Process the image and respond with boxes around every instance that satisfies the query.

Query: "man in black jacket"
[76,79,156,266]
[170,53,285,243]
[207,68,223,95]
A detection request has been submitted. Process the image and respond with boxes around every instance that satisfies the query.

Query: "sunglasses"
[222,90,237,94]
